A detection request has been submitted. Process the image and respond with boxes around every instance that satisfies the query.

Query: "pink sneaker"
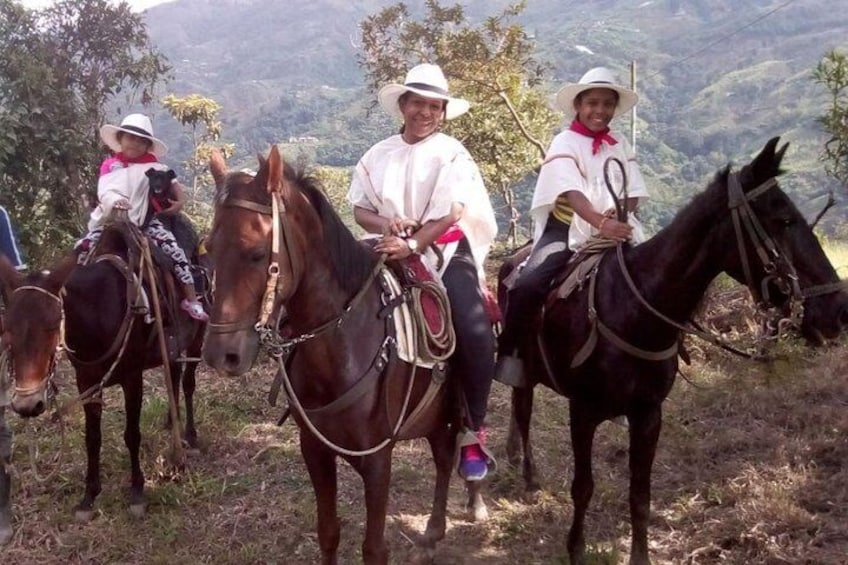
[459,427,489,481]
[181,299,209,322]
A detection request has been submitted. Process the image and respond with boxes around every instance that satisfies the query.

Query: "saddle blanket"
[380,267,450,369]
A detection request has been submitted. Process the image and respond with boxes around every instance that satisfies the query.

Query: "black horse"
[502,137,848,565]
[0,229,205,521]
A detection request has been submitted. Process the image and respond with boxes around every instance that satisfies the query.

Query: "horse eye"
[249,248,268,263]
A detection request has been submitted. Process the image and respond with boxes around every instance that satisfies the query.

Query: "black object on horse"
[499,137,848,565]
[202,147,487,565]
[0,221,205,522]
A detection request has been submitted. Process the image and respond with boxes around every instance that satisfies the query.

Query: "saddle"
[88,217,193,360]
[383,253,455,367]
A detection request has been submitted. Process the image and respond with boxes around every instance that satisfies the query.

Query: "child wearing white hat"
[497,66,649,384]
[78,113,208,322]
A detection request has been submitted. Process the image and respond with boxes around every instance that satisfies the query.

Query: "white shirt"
[531,128,648,250]
[347,132,497,278]
[88,162,169,231]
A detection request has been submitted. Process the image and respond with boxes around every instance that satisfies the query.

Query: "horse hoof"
[0,523,13,546]
[128,503,146,519]
[410,545,436,564]
[74,508,96,523]
[468,502,489,522]
[521,489,542,504]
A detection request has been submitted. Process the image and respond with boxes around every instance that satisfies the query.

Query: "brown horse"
[499,137,848,565]
[0,231,204,521]
[202,147,486,565]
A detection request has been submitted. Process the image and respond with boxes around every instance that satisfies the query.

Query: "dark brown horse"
[0,231,205,521]
[202,147,486,565]
[500,138,848,565]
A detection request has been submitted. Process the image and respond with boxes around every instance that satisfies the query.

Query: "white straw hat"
[378,63,470,121]
[554,67,638,117]
[99,113,168,157]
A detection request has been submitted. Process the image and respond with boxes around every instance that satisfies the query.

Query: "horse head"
[203,146,309,375]
[721,136,848,343]
[0,254,76,417]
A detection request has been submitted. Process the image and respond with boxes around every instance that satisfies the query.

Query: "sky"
[20,0,172,11]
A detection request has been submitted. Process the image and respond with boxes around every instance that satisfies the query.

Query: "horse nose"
[12,396,46,418]
[839,303,848,330]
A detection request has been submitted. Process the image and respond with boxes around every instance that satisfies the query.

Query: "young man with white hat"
[497,66,649,385]
[347,63,498,481]
[78,113,208,322]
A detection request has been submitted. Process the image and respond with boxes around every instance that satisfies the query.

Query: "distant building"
[287,136,320,144]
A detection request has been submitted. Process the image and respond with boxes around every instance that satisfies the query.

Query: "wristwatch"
[406,237,419,253]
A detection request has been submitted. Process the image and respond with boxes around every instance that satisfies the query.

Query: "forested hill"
[143,0,848,233]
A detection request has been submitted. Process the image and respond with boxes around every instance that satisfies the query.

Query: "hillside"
[141,0,848,232]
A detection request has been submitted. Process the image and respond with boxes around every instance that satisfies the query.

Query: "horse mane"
[215,159,378,297]
[663,142,786,237]
[295,170,379,297]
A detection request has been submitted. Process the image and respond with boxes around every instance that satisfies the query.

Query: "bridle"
[570,160,847,368]
[208,189,381,358]
[3,285,65,405]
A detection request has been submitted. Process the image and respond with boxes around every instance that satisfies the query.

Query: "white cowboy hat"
[554,67,638,117]
[378,63,470,121]
[99,113,169,157]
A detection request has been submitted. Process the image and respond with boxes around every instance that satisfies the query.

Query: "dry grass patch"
[1,285,847,564]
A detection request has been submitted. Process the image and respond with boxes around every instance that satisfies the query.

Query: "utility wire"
[644,0,799,82]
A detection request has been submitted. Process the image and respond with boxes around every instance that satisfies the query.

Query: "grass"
[2,257,848,564]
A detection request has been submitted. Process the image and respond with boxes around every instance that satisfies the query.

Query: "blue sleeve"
[0,207,26,269]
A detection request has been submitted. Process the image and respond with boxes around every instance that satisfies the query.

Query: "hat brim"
[378,83,470,121]
[99,124,169,158]
[554,83,638,118]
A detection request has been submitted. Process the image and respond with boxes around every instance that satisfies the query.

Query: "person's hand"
[158,198,183,216]
[598,211,633,242]
[374,234,413,260]
[114,199,130,210]
[383,217,419,237]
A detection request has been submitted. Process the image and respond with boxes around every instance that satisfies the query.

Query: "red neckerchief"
[569,118,618,155]
[115,152,159,166]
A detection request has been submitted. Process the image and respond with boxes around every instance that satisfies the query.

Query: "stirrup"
[494,354,527,388]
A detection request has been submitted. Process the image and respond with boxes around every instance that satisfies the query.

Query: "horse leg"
[301,436,341,565]
[122,372,146,518]
[175,329,202,449]
[510,385,540,492]
[419,425,453,554]
[627,404,662,565]
[181,359,199,449]
[75,396,103,522]
[0,410,13,545]
[567,402,599,565]
[350,450,392,565]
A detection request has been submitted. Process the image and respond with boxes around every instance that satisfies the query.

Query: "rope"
[407,280,455,362]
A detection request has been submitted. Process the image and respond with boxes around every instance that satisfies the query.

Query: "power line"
[644,0,799,82]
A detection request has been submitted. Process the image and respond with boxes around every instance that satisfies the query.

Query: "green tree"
[359,0,559,245]
[813,49,848,190]
[162,93,234,232]
[0,0,170,264]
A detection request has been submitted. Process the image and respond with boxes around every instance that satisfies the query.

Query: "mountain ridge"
[140,0,848,231]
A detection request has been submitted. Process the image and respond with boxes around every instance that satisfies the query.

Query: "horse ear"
[775,140,790,169]
[266,145,284,195]
[44,254,78,295]
[748,136,784,180]
[209,149,228,192]
[0,254,24,295]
